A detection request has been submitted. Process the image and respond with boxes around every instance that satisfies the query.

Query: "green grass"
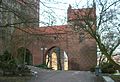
[110,75,120,82]
[0,76,32,82]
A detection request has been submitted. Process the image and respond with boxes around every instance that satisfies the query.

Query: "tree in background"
[69,0,120,69]
[0,0,39,55]
[0,0,40,75]
[1,0,119,71]
[0,0,65,73]
[0,0,65,54]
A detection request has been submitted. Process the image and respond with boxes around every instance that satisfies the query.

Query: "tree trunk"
[97,40,120,70]
[105,54,120,70]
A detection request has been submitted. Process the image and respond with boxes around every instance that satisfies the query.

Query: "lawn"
[0,76,32,82]
[110,75,120,82]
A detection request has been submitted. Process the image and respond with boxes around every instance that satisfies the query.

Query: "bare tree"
[40,0,67,26]
[70,0,120,69]
[0,0,40,55]
[0,0,66,69]
[0,0,66,53]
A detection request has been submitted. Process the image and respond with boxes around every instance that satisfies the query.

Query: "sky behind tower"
[40,0,91,26]
[40,0,120,53]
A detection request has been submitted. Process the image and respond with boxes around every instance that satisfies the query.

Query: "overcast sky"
[40,0,92,26]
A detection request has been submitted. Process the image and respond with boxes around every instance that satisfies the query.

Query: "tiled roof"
[15,25,72,35]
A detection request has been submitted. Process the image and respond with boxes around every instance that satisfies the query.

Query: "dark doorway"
[17,47,33,65]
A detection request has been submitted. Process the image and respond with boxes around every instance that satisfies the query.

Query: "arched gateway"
[44,46,68,70]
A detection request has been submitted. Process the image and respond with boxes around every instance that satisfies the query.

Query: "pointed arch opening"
[45,46,68,70]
